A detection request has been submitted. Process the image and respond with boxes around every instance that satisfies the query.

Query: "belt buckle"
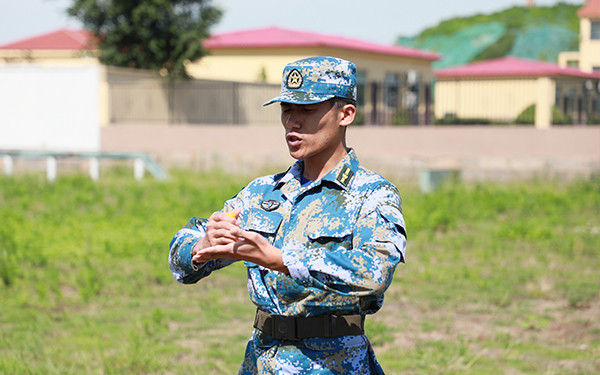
[271,315,296,340]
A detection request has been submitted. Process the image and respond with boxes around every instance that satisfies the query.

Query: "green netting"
[398,22,506,69]
[509,24,578,62]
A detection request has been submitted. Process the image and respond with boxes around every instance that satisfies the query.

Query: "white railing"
[0,150,169,182]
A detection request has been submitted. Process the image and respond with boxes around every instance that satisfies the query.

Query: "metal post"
[89,157,100,181]
[47,157,57,182]
[2,155,13,176]
[133,158,145,180]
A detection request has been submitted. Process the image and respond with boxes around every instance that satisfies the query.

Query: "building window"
[593,66,600,73]
[384,73,399,108]
[592,21,600,40]
[402,70,420,110]
[567,60,579,68]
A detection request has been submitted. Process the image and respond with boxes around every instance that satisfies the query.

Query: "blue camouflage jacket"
[169,149,407,374]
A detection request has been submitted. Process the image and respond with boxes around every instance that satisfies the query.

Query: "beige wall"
[579,18,600,72]
[558,16,600,72]
[434,77,543,121]
[186,49,304,84]
[558,51,580,67]
[0,50,98,66]
[187,48,436,84]
[435,75,600,126]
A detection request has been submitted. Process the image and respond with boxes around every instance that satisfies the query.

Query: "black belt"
[253,309,365,341]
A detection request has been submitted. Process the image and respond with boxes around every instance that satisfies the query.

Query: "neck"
[302,144,348,181]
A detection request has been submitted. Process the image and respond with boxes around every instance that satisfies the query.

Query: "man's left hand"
[192,227,289,274]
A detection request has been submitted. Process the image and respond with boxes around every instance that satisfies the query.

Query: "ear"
[338,104,356,127]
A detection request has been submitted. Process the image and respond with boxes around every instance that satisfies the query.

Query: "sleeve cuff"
[281,246,312,286]
[180,236,202,274]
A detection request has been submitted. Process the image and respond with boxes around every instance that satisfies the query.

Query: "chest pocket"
[244,207,283,242]
[243,207,283,268]
[306,214,353,249]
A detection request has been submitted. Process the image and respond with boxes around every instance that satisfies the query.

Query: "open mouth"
[286,133,302,146]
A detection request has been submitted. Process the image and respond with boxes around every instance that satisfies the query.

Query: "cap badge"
[286,69,303,89]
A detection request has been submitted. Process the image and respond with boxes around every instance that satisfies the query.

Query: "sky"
[0,0,585,46]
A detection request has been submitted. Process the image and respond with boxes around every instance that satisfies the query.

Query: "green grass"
[1,169,599,374]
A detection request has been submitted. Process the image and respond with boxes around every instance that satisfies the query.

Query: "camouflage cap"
[263,56,357,106]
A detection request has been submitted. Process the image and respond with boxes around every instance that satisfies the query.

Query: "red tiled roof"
[578,0,600,18]
[435,56,600,79]
[0,26,440,62]
[0,28,96,50]
[204,26,440,61]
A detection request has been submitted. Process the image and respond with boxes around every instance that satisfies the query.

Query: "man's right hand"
[192,209,240,259]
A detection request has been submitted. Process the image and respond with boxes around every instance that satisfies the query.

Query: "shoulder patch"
[337,165,354,187]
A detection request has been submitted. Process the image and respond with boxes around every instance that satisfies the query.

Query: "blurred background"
[0,1,598,374]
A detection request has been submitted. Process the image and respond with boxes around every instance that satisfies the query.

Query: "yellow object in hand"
[226,212,237,218]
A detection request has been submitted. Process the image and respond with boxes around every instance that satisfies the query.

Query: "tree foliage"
[68,0,222,79]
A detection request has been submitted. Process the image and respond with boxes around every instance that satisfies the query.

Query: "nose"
[283,112,301,129]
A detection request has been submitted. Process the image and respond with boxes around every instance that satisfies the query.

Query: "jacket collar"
[274,148,359,192]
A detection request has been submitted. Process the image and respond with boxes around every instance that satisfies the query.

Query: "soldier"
[169,56,407,374]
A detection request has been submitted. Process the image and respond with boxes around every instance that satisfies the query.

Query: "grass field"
[0,169,599,374]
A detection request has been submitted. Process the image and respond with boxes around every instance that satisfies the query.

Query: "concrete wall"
[0,64,100,151]
[101,124,600,181]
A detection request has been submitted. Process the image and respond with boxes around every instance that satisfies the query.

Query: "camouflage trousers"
[238,330,385,374]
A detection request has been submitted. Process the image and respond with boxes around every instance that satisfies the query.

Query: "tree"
[68,0,222,80]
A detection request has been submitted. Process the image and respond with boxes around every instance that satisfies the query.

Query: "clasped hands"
[191,209,288,274]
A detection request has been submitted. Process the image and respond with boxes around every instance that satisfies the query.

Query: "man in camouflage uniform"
[169,56,407,374]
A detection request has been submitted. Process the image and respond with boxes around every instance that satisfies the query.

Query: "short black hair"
[330,97,357,108]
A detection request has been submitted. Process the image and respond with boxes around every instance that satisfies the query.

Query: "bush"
[434,114,492,125]
[391,109,412,126]
[353,109,365,126]
[515,104,573,125]
[515,104,536,124]
[587,113,600,125]
[551,105,573,125]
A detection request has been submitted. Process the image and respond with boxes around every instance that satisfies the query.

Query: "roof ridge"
[0,28,94,50]
[205,26,440,61]
[435,56,600,79]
